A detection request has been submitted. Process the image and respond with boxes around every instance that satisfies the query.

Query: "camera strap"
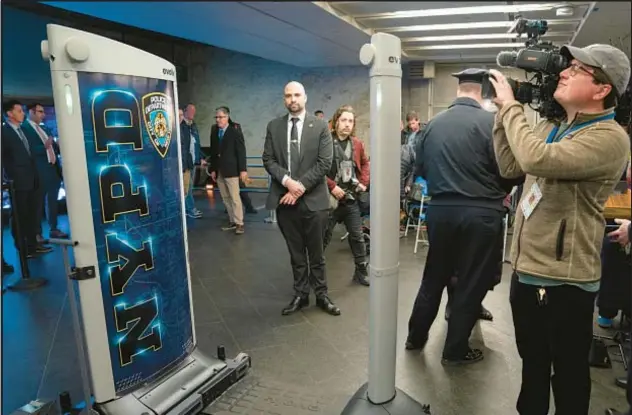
[546,113,616,144]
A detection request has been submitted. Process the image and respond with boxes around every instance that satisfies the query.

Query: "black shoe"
[246,208,257,214]
[316,295,341,316]
[605,409,624,415]
[405,335,428,351]
[442,348,484,366]
[2,262,14,274]
[35,244,53,254]
[445,305,493,321]
[615,376,628,389]
[281,296,309,316]
[221,222,236,231]
[479,306,494,321]
[353,263,370,286]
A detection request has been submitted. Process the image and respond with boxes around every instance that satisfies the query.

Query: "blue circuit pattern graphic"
[77,72,193,393]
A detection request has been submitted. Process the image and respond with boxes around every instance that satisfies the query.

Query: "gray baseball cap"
[561,44,631,96]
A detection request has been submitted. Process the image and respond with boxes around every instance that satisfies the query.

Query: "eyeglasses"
[567,63,594,78]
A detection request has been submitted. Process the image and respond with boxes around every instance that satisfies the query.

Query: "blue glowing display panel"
[77,72,193,394]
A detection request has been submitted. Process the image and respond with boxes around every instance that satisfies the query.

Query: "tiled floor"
[1,191,629,414]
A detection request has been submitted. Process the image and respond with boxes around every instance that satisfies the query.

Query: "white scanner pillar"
[341,32,431,415]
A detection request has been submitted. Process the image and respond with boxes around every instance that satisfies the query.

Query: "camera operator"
[323,105,370,287]
[489,44,631,415]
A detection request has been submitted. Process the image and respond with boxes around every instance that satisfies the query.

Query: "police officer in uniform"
[405,69,524,365]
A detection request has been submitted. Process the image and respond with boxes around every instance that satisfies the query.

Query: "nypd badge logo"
[142,92,173,158]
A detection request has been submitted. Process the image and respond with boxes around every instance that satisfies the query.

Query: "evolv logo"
[162,68,175,76]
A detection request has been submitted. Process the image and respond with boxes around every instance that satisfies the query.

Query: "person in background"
[182,103,203,219]
[596,160,632,329]
[179,108,194,214]
[23,103,68,240]
[489,43,630,415]
[605,204,631,415]
[314,110,325,119]
[228,114,257,215]
[323,105,370,286]
[208,106,248,235]
[403,111,424,150]
[1,100,52,258]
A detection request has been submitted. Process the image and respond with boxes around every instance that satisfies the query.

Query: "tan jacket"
[493,102,630,283]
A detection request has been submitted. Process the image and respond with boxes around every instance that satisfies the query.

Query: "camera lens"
[497,51,518,68]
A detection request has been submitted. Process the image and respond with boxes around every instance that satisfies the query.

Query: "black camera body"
[494,18,569,121]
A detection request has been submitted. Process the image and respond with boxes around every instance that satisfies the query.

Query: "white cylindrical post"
[360,32,402,405]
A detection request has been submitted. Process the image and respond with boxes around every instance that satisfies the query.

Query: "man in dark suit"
[208,106,248,234]
[23,103,68,240]
[1,100,52,258]
[262,81,339,316]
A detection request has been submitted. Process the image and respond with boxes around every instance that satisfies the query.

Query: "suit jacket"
[21,120,60,185]
[262,114,333,211]
[1,123,39,191]
[208,123,246,178]
[180,120,194,172]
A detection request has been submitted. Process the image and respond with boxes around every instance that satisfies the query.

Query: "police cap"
[451,68,489,85]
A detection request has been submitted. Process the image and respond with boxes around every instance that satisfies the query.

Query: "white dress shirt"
[28,119,56,163]
[282,110,306,186]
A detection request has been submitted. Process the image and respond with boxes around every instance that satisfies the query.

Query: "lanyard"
[546,113,616,144]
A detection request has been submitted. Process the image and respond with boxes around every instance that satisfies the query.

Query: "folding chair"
[404,177,429,253]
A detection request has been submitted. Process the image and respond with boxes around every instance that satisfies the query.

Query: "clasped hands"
[279,178,305,205]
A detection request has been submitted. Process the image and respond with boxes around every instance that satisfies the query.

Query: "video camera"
[493,18,569,120]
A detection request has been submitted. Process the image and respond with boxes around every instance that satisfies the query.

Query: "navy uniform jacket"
[416,97,524,211]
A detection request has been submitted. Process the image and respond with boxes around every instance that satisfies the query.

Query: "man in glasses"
[489,44,630,415]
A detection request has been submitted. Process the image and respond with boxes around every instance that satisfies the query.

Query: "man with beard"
[262,81,339,316]
[323,105,370,286]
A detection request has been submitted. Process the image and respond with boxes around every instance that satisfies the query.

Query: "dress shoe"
[405,335,428,351]
[605,409,624,415]
[2,261,14,275]
[36,244,53,254]
[615,376,628,389]
[442,348,484,366]
[281,296,309,316]
[479,306,493,321]
[445,305,493,321]
[316,296,341,316]
[353,263,369,286]
[50,229,69,238]
[221,222,236,231]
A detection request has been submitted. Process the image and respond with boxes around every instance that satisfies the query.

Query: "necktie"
[290,117,300,178]
[16,127,31,156]
[218,128,224,142]
[34,124,56,164]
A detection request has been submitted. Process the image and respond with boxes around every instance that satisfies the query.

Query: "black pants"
[598,233,631,319]
[510,273,596,415]
[323,200,366,266]
[11,189,40,252]
[276,200,329,298]
[407,205,503,359]
[37,174,61,234]
[239,180,254,211]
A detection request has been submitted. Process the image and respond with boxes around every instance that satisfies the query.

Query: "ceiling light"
[401,32,575,43]
[556,6,575,17]
[357,3,562,20]
[378,19,580,33]
[406,43,551,51]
